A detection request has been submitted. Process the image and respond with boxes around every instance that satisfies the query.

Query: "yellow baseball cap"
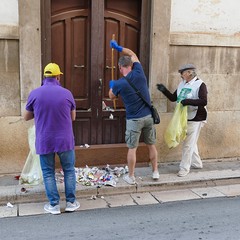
[44,63,63,77]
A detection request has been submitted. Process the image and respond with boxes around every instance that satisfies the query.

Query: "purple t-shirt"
[25,78,76,154]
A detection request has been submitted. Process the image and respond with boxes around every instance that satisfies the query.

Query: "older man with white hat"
[157,64,208,177]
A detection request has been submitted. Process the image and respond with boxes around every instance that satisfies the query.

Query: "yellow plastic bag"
[164,103,188,149]
[19,125,43,185]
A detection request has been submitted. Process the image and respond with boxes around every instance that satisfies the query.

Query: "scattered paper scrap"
[80,144,90,148]
[57,164,128,188]
[7,202,13,208]
[21,187,27,193]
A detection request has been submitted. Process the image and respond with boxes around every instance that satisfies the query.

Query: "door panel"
[71,16,89,110]
[51,10,90,110]
[51,21,65,82]
[103,18,140,109]
[50,0,143,145]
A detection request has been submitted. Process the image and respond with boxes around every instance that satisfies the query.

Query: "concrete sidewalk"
[1,158,240,218]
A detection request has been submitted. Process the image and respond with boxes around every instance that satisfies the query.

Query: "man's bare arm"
[109,89,117,100]
[71,110,76,121]
[110,40,140,63]
[24,110,34,121]
[121,48,140,63]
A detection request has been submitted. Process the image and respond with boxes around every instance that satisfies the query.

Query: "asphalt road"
[1,196,240,240]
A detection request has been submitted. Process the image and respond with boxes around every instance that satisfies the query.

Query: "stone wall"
[0,0,240,174]
[151,0,240,162]
[0,0,41,174]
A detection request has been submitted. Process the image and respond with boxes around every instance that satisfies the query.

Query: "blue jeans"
[40,150,76,206]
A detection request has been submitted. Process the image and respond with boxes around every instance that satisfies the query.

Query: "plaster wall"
[171,0,240,35]
[151,0,240,163]
[0,40,20,116]
[0,0,41,174]
[0,0,240,174]
[0,0,18,25]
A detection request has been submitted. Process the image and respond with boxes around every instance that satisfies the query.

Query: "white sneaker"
[152,171,160,180]
[65,201,80,212]
[191,164,203,169]
[123,175,136,185]
[177,169,189,177]
[44,203,61,215]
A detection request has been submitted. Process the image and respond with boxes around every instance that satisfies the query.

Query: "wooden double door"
[42,0,151,146]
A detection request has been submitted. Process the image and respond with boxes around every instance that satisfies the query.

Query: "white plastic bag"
[19,125,43,185]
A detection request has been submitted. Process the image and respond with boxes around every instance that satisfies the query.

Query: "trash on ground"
[102,101,114,112]
[21,187,27,193]
[14,175,20,180]
[57,164,128,187]
[80,143,90,148]
[6,202,13,208]
[90,195,97,200]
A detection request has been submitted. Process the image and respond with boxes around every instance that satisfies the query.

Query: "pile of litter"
[57,165,128,187]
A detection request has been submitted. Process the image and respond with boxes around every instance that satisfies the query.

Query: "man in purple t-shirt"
[24,63,80,214]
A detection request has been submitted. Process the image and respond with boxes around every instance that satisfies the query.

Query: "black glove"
[156,83,167,93]
[181,99,188,106]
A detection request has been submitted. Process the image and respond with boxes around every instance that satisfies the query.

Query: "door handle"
[105,66,116,69]
[98,79,102,96]
[99,78,102,87]
[74,64,85,68]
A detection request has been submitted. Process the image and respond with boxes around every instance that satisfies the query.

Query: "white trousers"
[180,121,204,171]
